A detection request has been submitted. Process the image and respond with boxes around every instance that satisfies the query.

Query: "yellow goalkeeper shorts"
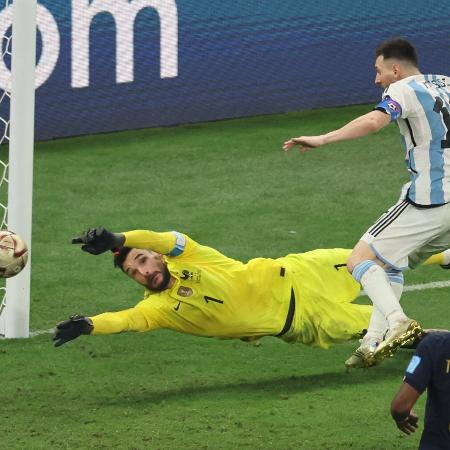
[278,248,372,348]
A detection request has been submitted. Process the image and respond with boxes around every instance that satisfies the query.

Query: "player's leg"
[421,249,450,267]
[281,249,371,348]
[303,249,374,347]
[405,231,450,353]
[281,245,446,354]
[345,201,443,364]
[348,240,408,326]
[358,202,450,362]
[283,248,361,303]
[345,266,404,368]
[281,290,372,349]
[322,244,446,367]
[313,300,373,348]
[409,231,450,269]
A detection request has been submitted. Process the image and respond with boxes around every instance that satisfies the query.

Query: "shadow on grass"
[106,361,404,406]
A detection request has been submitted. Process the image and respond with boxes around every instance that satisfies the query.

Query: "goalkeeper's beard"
[146,264,172,292]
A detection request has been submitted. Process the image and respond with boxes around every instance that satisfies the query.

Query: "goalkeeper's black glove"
[71,226,125,255]
[53,315,93,347]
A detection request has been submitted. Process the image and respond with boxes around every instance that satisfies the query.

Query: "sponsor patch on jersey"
[406,355,422,374]
[180,269,201,283]
[177,286,193,297]
[376,96,402,121]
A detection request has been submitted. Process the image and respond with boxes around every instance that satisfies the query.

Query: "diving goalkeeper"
[54,227,447,366]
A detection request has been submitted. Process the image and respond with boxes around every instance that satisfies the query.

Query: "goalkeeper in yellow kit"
[53,227,447,356]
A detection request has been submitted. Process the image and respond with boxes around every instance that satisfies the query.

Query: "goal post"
[0,0,36,338]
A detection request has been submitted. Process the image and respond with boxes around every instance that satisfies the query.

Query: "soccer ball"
[0,230,28,278]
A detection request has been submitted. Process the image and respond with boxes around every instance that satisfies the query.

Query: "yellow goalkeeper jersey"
[91,230,292,338]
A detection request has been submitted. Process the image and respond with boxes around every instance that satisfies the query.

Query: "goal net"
[0,0,36,338]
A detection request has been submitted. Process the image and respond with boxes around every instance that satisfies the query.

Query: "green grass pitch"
[1,104,449,449]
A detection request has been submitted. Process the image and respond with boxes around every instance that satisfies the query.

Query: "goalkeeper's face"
[122,248,172,292]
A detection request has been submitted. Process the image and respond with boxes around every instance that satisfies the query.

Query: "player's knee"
[346,255,361,273]
[347,243,378,273]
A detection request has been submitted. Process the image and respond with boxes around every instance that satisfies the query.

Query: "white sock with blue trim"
[352,260,407,330]
[362,305,386,346]
[386,269,404,302]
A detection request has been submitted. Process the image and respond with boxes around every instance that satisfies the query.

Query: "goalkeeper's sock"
[423,249,450,266]
[352,260,407,329]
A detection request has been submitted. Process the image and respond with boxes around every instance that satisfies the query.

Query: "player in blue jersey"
[391,332,450,449]
[283,38,450,368]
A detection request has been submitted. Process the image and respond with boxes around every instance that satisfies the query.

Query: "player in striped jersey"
[283,38,450,368]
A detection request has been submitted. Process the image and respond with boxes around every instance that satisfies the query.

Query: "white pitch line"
[403,280,450,292]
[359,279,450,297]
[21,279,450,338]
[29,327,55,338]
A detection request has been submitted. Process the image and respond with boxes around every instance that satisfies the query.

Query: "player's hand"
[282,135,325,152]
[395,411,419,435]
[72,226,124,255]
[53,315,93,347]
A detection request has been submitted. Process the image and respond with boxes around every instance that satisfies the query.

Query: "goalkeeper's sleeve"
[90,307,161,334]
[123,230,195,257]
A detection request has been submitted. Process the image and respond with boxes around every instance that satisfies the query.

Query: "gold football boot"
[345,342,378,369]
[373,318,422,363]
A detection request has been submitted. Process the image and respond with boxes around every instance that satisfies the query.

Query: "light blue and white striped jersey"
[376,74,450,206]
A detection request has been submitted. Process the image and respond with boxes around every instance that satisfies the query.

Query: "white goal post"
[0,0,36,338]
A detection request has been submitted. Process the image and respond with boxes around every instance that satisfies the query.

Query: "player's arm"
[53,305,161,347]
[390,382,421,435]
[123,230,194,256]
[282,110,390,152]
[391,336,434,434]
[89,306,160,335]
[72,227,194,256]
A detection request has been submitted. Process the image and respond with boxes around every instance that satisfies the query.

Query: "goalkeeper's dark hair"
[113,247,133,271]
[375,38,418,67]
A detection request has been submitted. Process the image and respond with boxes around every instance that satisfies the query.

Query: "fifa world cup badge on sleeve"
[406,355,421,374]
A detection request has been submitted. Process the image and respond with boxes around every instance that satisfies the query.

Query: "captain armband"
[168,231,186,256]
[375,96,402,122]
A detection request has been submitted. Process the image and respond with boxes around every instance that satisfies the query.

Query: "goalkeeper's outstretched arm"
[53,307,158,347]
[72,226,191,257]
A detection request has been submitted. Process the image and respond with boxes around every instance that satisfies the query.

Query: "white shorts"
[361,198,450,270]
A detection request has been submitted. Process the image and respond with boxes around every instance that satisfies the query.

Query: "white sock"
[386,269,404,301]
[353,261,407,329]
[362,306,386,346]
[443,249,450,265]
[386,269,405,329]
[363,279,404,346]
